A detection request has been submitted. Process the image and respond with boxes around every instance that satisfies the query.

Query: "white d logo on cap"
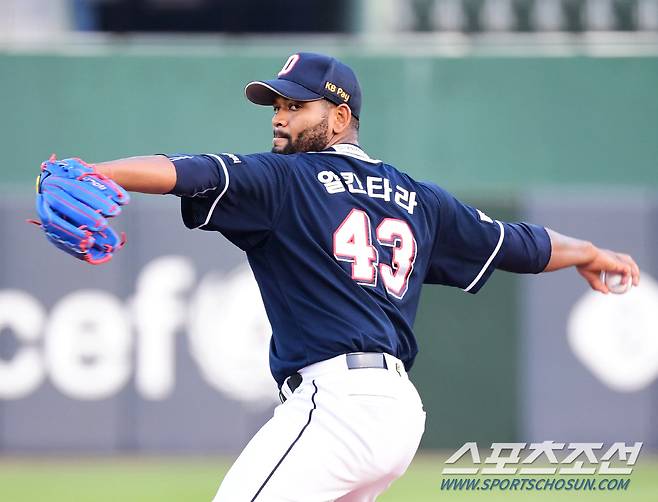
[278,54,300,76]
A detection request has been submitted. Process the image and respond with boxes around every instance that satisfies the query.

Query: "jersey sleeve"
[423,183,506,293]
[163,152,292,250]
[497,222,552,274]
[423,184,553,293]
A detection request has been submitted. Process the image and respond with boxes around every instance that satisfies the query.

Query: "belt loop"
[279,373,303,403]
[383,353,406,378]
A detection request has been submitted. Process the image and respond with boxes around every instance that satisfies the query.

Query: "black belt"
[279,352,389,403]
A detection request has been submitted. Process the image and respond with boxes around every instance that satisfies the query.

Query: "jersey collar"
[313,143,382,164]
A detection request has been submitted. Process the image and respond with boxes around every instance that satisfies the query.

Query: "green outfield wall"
[1,52,657,191]
[413,201,520,448]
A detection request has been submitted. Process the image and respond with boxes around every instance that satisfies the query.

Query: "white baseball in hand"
[601,271,632,294]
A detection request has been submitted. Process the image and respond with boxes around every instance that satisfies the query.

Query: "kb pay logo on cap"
[324,81,350,103]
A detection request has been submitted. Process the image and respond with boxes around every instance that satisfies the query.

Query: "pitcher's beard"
[272,117,329,154]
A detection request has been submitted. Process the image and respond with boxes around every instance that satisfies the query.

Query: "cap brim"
[245,79,323,106]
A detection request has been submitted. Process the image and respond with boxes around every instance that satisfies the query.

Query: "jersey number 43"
[333,208,417,300]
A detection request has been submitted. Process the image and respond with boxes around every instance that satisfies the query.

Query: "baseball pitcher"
[33,53,640,501]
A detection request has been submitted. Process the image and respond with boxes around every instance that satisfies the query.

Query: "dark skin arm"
[95,156,176,194]
[543,228,640,294]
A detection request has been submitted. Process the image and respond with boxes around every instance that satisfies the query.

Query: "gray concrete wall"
[521,191,658,449]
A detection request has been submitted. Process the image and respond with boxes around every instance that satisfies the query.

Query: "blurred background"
[1,1,658,501]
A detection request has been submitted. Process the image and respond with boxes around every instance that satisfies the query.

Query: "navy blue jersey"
[166,144,550,386]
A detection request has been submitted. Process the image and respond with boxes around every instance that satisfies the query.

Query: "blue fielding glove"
[31,155,130,264]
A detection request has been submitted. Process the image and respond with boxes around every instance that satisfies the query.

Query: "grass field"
[1,453,656,501]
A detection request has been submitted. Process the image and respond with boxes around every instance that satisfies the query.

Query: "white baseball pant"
[213,353,426,502]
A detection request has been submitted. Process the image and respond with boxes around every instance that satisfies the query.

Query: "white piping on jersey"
[195,153,230,229]
[463,220,505,293]
[310,144,382,164]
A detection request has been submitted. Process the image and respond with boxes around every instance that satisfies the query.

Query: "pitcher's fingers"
[588,270,609,294]
[616,253,640,286]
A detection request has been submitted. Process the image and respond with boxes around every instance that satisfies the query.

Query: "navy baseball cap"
[245,52,362,119]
